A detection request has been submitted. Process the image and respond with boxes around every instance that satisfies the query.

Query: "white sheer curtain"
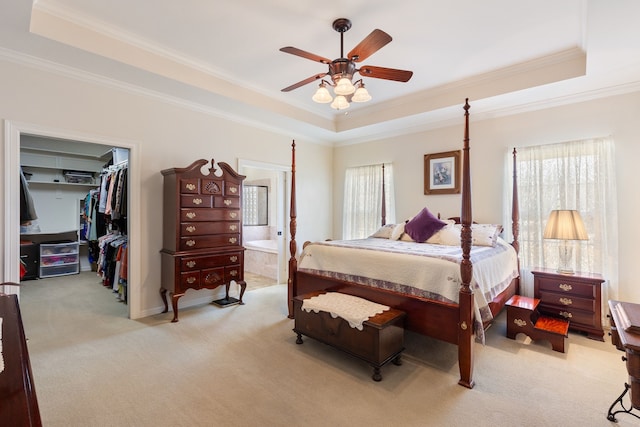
[504,138,618,324]
[343,163,396,239]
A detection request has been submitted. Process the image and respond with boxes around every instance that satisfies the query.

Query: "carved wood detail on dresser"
[160,159,246,322]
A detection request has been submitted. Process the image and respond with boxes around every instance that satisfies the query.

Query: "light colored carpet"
[17,272,637,426]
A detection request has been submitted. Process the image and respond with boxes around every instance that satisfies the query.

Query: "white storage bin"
[40,241,80,278]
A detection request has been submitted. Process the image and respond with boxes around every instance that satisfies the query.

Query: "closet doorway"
[4,121,140,319]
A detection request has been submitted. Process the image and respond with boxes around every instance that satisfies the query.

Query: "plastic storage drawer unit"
[39,241,80,278]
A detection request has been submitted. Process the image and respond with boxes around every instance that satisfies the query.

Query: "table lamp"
[543,209,588,275]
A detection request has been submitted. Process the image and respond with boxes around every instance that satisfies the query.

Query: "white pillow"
[370,223,395,239]
[427,224,460,245]
[452,224,502,247]
[390,223,405,240]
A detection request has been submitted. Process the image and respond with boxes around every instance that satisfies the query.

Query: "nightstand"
[532,268,605,341]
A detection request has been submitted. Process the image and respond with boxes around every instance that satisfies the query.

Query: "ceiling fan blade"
[358,65,413,82]
[347,29,392,62]
[281,73,328,92]
[279,47,331,64]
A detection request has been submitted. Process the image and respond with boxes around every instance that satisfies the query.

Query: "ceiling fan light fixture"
[312,82,333,103]
[331,95,350,110]
[334,77,355,95]
[352,84,371,103]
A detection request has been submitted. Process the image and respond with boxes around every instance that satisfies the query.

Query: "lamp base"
[556,268,575,275]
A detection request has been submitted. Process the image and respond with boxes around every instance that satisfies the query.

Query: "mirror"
[243,185,268,226]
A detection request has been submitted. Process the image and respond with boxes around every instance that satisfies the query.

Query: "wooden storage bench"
[293,291,406,381]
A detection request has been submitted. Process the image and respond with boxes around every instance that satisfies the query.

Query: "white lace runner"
[302,292,389,331]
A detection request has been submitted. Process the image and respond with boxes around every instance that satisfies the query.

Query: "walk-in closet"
[19,135,130,316]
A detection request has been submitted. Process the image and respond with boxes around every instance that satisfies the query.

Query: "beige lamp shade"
[543,210,588,240]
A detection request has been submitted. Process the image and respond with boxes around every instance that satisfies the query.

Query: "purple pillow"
[404,207,447,242]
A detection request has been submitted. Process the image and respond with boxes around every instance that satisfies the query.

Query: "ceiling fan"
[280,18,413,109]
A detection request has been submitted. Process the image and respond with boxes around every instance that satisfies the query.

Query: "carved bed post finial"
[288,140,298,318]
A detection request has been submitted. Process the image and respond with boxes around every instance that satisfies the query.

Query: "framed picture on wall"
[424,150,461,195]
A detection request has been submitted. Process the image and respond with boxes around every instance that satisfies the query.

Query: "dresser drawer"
[201,179,224,195]
[179,234,241,251]
[181,195,213,208]
[535,276,595,298]
[213,196,240,209]
[180,267,226,289]
[180,208,240,222]
[224,182,241,196]
[538,290,595,312]
[180,252,242,270]
[180,178,200,194]
[180,221,240,236]
[225,265,243,282]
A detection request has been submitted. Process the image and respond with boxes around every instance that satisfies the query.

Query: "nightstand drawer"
[538,291,595,312]
[536,277,595,298]
[541,305,597,327]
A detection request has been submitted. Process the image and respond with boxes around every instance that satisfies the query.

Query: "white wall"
[334,91,640,303]
[0,59,332,317]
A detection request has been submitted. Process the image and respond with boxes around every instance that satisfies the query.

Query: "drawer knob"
[229,212,237,219]
[186,225,196,233]
[186,277,196,284]
[230,256,238,262]
[230,270,238,277]
[559,297,573,306]
[229,224,237,231]
[192,198,203,205]
[558,283,573,291]
[186,240,196,247]
[186,261,196,268]
[229,186,238,194]
[229,237,237,244]
[560,311,572,319]
[224,199,232,206]
[185,183,196,191]
[186,212,196,219]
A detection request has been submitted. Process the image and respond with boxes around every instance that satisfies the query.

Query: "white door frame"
[238,158,290,284]
[3,120,142,319]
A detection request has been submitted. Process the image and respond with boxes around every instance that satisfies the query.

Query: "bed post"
[287,140,297,318]
[511,148,520,255]
[458,99,475,389]
[381,163,386,226]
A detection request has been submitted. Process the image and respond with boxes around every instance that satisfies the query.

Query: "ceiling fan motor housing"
[330,59,356,83]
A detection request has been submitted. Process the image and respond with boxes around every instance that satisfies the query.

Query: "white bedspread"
[298,237,519,325]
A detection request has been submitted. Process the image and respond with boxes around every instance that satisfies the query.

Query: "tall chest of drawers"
[160,159,246,322]
[532,268,605,341]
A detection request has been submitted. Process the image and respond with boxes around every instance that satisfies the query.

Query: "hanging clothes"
[19,167,38,223]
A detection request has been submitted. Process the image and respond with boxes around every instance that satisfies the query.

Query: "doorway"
[4,120,141,318]
[238,159,289,285]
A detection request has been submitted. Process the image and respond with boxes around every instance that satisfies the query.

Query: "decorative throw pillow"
[404,207,447,242]
[370,223,395,239]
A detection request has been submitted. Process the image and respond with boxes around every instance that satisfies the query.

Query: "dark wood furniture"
[532,268,605,341]
[160,159,247,322]
[287,99,521,388]
[607,300,640,422]
[0,291,42,426]
[294,291,405,381]
[505,295,569,353]
[19,242,39,281]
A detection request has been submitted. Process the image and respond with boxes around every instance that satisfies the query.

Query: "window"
[505,138,618,305]
[343,163,396,239]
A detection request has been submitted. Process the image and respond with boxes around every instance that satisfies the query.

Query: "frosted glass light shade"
[330,95,350,110]
[352,86,371,102]
[312,85,332,103]
[334,77,355,95]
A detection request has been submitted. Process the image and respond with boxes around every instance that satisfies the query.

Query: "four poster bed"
[287,99,520,388]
